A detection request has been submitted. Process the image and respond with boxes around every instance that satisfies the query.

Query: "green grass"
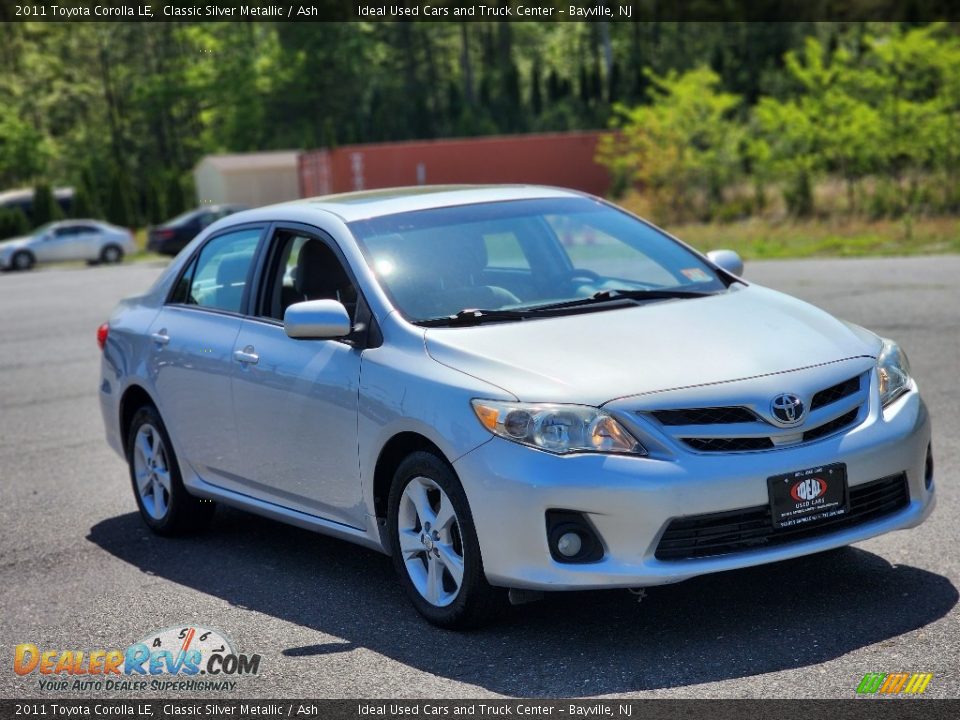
[648,216,960,260]
[129,228,167,264]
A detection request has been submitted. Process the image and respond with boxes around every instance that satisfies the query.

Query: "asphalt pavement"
[1,256,958,699]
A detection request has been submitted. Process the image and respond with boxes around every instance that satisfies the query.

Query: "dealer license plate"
[767,463,849,530]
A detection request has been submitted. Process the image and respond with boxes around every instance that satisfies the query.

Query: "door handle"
[233,346,259,365]
[150,330,169,346]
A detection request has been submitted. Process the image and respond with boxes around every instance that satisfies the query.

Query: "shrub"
[0,207,31,240]
[31,183,63,227]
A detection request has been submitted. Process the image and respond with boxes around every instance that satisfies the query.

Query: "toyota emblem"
[771,393,805,425]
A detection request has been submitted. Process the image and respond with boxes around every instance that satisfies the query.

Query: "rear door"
[147,225,266,483]
[229,225,365,528]
[70,223,103,260]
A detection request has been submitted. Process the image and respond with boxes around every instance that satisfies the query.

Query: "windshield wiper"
[523,288,713,313]
[418,288,714,327]
[418,308,535,327]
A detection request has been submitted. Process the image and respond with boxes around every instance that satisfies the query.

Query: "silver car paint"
[423,284,883,407]
[99,186,934,591]
[0,221,135,267]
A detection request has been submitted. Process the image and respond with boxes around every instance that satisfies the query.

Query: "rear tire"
[126,405,214,536]
[100,245,123,264]
[387,451,505,629]
[11,251,34,271]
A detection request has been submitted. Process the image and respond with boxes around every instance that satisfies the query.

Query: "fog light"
[925,443,934,489]
[545,510,604,563]
[556,531,583,558]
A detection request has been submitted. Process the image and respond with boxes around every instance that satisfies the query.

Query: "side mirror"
[707,249,744,277]
[283,299,351,340]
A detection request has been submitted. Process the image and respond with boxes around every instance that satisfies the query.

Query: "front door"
[230,228,364,528]
[34,226,78,262]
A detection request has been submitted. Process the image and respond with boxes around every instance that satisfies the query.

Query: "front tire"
[11,251,34,271]
[126,405,214,535]
[387,451,504,629]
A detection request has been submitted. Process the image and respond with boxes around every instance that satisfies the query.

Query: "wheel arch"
[12,248,35,266]
[372,431,449,523]
[119,383,158,456]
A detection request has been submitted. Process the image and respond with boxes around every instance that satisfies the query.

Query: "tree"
[164,174,186,219]
[531,58,543,116]
[70,181,100,219]
[597,67,743,221]
[105,169,133,228]
[0,207,30,240]
[31,183,63,227]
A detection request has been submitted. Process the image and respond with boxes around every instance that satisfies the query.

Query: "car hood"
[424,283,882,406]
[0,236,32,251]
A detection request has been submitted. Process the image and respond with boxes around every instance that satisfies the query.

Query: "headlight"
[877,338,911,407]
[471,400,646,455]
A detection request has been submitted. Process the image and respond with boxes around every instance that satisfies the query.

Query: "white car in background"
[0,220,136,271]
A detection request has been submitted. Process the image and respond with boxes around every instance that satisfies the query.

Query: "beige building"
[193,151,300,208]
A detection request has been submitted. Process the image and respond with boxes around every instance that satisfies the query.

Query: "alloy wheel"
[397,476,465,607]
[132,423,172,520]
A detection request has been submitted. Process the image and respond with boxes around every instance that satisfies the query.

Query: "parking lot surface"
[1,256,958,699]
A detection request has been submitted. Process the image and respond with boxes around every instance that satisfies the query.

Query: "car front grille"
[811,375,861,410]
[684,437,774,452]
[652,406,757,426]
[802,408,859,442]
[654,473,909,561]
[642,372,868,453]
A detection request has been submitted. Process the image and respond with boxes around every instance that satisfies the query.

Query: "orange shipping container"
[298,131,611,198]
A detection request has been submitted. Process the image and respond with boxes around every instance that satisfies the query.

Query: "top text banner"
[3,0,960,22]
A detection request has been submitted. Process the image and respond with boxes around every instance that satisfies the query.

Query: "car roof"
[52,219,108,227]
[229,184,588,224]
[188,204,241,214]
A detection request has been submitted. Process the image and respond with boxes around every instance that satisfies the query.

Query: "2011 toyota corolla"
[98,186,934,628]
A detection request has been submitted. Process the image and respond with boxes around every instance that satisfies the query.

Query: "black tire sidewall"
[126,405,210,535]
[12,251,33,270]
[387,451,497,629]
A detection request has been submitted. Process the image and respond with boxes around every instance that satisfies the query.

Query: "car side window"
[169,227,261,313]
[169,255,198,305]
[262,230,358,322]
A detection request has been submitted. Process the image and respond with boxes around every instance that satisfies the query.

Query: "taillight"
[157,229,175,239]
[97,322,109,351]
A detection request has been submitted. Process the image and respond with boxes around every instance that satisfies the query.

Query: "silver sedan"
[0,220,135,270]
[97,186,933,628]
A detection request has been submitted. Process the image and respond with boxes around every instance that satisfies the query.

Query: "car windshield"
[348,197,727,324]
[31,222,57,237]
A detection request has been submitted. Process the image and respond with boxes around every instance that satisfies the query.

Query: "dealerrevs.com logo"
[856,672,933,696]
[13,625,261,693]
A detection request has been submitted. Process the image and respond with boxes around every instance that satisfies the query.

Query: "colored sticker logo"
[791,477,827,502]
[681,268,711,282]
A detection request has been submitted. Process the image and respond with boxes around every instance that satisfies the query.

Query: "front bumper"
[455,387,933,591]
